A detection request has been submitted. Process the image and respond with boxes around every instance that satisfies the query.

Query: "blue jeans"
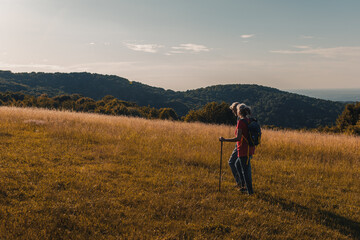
[235,156,254,194]
[228,145,245,187]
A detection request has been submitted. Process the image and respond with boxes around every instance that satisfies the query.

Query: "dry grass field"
[0,106,359,239]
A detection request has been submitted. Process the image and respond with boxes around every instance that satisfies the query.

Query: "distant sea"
[287,89,360,102]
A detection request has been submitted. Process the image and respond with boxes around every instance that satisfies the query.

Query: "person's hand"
[219,137,225,142]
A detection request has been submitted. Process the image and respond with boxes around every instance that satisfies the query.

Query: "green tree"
[336,102,360,135]
[37,94,54,109]
[75,97,96,112]
[159,108,178,120]
[184,102,236,125]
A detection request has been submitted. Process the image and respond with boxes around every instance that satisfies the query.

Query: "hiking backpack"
[241,118,262,146]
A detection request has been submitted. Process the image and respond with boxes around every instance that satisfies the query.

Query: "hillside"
[0,107,359,239]
[0,70,346,128]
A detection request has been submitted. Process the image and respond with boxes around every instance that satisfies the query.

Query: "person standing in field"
[227,102,243,188]
[219,103,255,194]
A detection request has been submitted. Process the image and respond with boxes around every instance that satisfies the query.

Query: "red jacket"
[236,118,255,157]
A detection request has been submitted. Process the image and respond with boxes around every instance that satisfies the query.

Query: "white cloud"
[165,50,185,55]
[270,46,360,58]
[241,34,255,39]
[0,62,65,71]
[0,61,137,74]
[293,45,311,49]
[171,43,210,53]
[124,43,163,53]
[121,42,211,55]
[170,50,184,54]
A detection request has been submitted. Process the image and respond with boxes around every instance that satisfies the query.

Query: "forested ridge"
[0,70,347,129]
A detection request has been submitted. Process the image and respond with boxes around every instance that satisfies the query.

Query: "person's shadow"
[256,192,360,239]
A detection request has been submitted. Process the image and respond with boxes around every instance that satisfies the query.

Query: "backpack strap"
[239,118,249,143]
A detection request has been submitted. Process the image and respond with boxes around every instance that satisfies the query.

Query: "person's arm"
[219,128,242,142]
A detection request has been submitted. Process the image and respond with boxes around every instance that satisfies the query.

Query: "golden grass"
[0,106,359,239]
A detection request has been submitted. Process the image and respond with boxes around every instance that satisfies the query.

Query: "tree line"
[0,92,178,121]
[1,91,358,135]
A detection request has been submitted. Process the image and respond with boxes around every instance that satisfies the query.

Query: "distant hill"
[0,70,346,128]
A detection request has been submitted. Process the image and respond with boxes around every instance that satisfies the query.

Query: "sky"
[1,0,360,91]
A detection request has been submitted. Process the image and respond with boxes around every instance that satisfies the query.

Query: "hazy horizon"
[288,88,360,102]
[1,0,360,91]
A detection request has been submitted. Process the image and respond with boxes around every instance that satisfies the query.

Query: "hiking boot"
[239,187,247,193]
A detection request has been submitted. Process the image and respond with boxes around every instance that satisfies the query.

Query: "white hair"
[237,103,251,117]
[229,102,240,111]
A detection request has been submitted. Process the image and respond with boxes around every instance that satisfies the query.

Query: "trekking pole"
[219,140,223,192]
